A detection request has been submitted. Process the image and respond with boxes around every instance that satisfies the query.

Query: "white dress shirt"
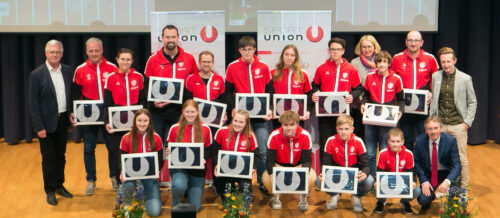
[46,61,67,113]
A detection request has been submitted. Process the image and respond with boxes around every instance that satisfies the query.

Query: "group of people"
[28,23,477,216]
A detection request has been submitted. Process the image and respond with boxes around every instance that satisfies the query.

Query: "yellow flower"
[441,198,447,203]
[453,204,458,207]
[232,205,237,208]
[128,206,134,211]
[466,195,471,198]
[225,193,231,197]
[453,197,459,200]
[231,196,236,201]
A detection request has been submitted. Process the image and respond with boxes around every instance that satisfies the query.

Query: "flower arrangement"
[219,182,253,217]
[439,178,478,218]
[112,182,145,218]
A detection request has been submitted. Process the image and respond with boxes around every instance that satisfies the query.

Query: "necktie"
[431,142,438,187]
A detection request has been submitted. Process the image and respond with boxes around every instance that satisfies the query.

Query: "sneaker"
[374,200,385,213]
[271,194,282,209]
[402,202,413,214]
[351,195,364,212]
[85,181,95,195]
[326,194,341,210]
[298,194,308,211]
[111,177,119,191]
[259,183,270,196]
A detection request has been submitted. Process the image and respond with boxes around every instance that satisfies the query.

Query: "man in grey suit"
[29,39,75,205]
[430,47,477,188]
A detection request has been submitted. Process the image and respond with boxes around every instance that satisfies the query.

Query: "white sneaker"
[85,181,95,195]
[111,177,119,191]
[326,194,341,210]
[351,195,364,212]
[271,194,282,209]
[298,194,308,211]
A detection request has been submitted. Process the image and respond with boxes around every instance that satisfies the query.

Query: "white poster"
[168,143,205,169]
[193,98,227,128]
[73,100,104,125]
[376,172,413,199]
[272,167,309,194]
[150,11,226,77]
[321,166,358,194]
[216,151,254,179]
[403,89,429,115]
[121,152,159,180]
[108,105,143,132]
[257,11,331,78]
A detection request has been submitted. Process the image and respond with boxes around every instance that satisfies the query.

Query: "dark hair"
[129,109,155,153]
[198,50,214,61]
[162,25,179,37]
[375,50,393,65]
[328,37,346,49]
[116,48,134,59]
[238,35,256,49]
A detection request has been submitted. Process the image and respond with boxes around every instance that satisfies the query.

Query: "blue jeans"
[364,124,391,178]
[82,125,115,181]
[378,186,422,203]
[399,114,425,151]
[170,169,205,212]
[123,179,162,217]
[327,174,374,197]
[251,120,271,184]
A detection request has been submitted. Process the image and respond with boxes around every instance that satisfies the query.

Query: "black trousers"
[39,112,68,194]
[318,116,339,163]
[111,131,126,181]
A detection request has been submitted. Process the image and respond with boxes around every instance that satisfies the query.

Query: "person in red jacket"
[71,37,119,195]
[271,44,313,127]
[361,50,404,178]
[211,110,260,202]
[391,31,438,151]
[120,109,163,217]
[319,115,373,212]
[103,48,146,186]
[224,35,274,194]
[312,37,363,167]
[144,24,198,144]
[262,111,316,211]
[374,128,421,215]
[165,99,212,212]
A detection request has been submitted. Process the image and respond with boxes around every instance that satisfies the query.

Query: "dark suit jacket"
[414,132,461,185]
[29,62,74,134]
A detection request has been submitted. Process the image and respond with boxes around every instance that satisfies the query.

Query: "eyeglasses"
[329,48,343,52]
[240,48,255,53]
[406,39,422,44]
[361,45,374,49]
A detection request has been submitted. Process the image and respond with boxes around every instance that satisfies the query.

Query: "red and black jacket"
[322,133,370,175]
[312,58,363,99]
[266,126,312,174]
[362,70,405,111]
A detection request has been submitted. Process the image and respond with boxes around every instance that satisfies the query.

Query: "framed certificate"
[216,150,254,179]
[321,166,359,194]
[147,76,184,104]
[403,89,429,115]
[235,93,270,118]
[108,105,143,132]
[315,92,350,117]
[121,152,159,180]
[362,103,399,127]
[73,100,104,125]
[376,172,413,198]
[193,98,227,128]
[273,94,307,118]
[168,143,204,169]
[272,167,309,194]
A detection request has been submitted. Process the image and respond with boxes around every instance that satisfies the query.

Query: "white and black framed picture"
[194,98,227,128]
[147,76,184,104]
[216,150,254,179]
[108,105,143,132]
[235,93,270,118]
[272,167,309,194]
[121,152,159,180]
[321,166,359,194]
[73,100,104,125]
[273,94,307,118]
[168,143,204,169]
[362,103,400,127]
[376,172,413,198]
[315,92,350,117]
[403,89,429,115]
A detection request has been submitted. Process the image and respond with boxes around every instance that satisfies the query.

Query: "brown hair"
[336,115,354,127]
[116,48,134,59]
[375,50,393,65]
[273,44,304,83]
[437,47,457,60]
[424,115,443,127]
[238,35,256,49]
[176,100,203,143]
[353,35,381,56]
[387,128,404,140]
[198,50,214,61]
[128,109,155,153]
[227,110,254,151]
[328,37,346,49]
[279,110,300,124]
[162,24,179,37]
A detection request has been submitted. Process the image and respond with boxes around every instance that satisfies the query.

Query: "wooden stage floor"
[0,138,497,217]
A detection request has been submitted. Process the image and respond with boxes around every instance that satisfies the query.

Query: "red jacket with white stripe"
[185,71,225,101]
[362,71,405,110]
[167,123,212,147]
[322,133,370,175]
[144,46,198,82]
[377,145,414,172]
[120,132,163,153]
[390,49,439,90]
[271,68,312,94]
[104,69,144,106]
[73,57,118,100]
[266,126,312,173]
[312,58,363,99]
[214,126,258,152]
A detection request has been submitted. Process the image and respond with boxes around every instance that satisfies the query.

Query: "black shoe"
[402,202,413,214]
[259,183,270,196]
[47,192,57,205]
[56,186,73,198]
[374,201,385,213]
[419,204,431,215]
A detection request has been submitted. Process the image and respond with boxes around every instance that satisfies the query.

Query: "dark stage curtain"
[0,0,498,145]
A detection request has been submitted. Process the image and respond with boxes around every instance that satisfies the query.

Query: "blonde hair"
[228,110,254,151]
[437,47,457,60]
[354,35,381,56]
[336,115,354,127]
[278,110,300,124]
[273,44,304,83]
[387,128,404,140]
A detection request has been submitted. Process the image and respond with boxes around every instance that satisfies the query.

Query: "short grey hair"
[85,37,103,49]
[45,39,63,52]
[424,115,443,127]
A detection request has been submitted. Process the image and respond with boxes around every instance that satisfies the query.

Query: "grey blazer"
[429,68,477,127]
